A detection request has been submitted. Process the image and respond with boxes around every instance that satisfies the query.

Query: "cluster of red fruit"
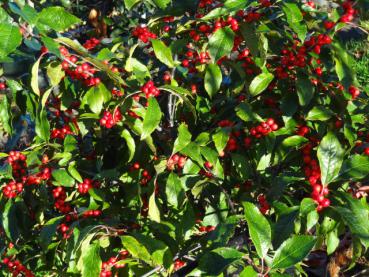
[250,119,279,139]
[305,34,332,55]
[349,85,360,99]
[100,250,130,277]
[52,187,72,214]
[217,120,241,153]
[51,125,73,140]
[141,80,160,98]
[198,225,216,233]
[213,16,239,32]
[100,109,123,128]
[111,88,123,97]
[340,1,357,23]
[82,209,102,218]
[257,194,270,214]
[2,181,23,199]
[132,26,157,43]
[173,259,186,271]
[301,143,330,211]
[78,178,100,194]
[2,256,34,277]
[7,151,27,180]
[60,47,101,87]
[0,81,6,90]
[167,154,187,171]
[83,37,100,50]
[2,152,27,198]
[238,49,258,76]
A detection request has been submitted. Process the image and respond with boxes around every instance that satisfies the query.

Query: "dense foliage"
[0,0,369,276]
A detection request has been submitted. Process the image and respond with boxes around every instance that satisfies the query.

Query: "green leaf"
[52,169,75,187]
[249,72,274,97]
[282,3,307,42]
[153,0,170,9]
[243,202,272,258]
[31,56,42,96]
[208,27,235,62]
[84,86,104,114]
[335,193,369,248]
[2,200,20,241]
[236,102,262,122]
[173,123,192,154]
[37,6,81,32]
[0,96,12,134]
[0,7,10,22]
[35,110,50,141]
[239,23,259,57]
[68,163,83,183]
[201,0,249,20]
[240,266,258,277]
[271,235,316,269]
[204,63,222,98]
[296,74,314,106]
[273,209,299,249]
[317,132,344,185]
[47,61,65,87]
[336,155,369,181]
[213,128,230,155]
[282,136,308,148]
[148,192,160,223]
[121,236,151,264]
[151,39,175,68]
[39,216,64,250]
[80,242,101,277]
[124,0,141,10]
[0,23,22,58]
[166,172,185,208]
[327,229,339,255]
[141,97,162,140]
[121,129,136,162]
[306,106,334,121]
[198,247,244,276]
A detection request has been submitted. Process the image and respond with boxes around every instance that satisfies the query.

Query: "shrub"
[0,0,368,276]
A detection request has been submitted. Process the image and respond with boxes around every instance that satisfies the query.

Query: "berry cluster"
[301,144,330,211]
[111,88,123,97]
[2,181,23,199]
[340,1,357,23]
[141,81,160,98]
[140,170,152,186]
[52,187,72,214]
[99,109,123,128]
[296,125,310,137]
[7,151,27,180]
[51,125,73,140]
[60,47,101,87]
[83,37,100,50]
[167,154,187,171]
[250,119,279,139]
[2,256,34,277]
[0,81,6,90]
[257,194,270,214]
[58,223,72,239]
[132,26,157,43]
[198,225,216,232]
[349,85,360,99]
[174,259,186,271]
[78,178,100,194]
[305,34,332,55]
[100,250,130,277]
[82,209,102,218]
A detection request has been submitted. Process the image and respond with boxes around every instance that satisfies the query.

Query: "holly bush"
[0,0,369,276]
